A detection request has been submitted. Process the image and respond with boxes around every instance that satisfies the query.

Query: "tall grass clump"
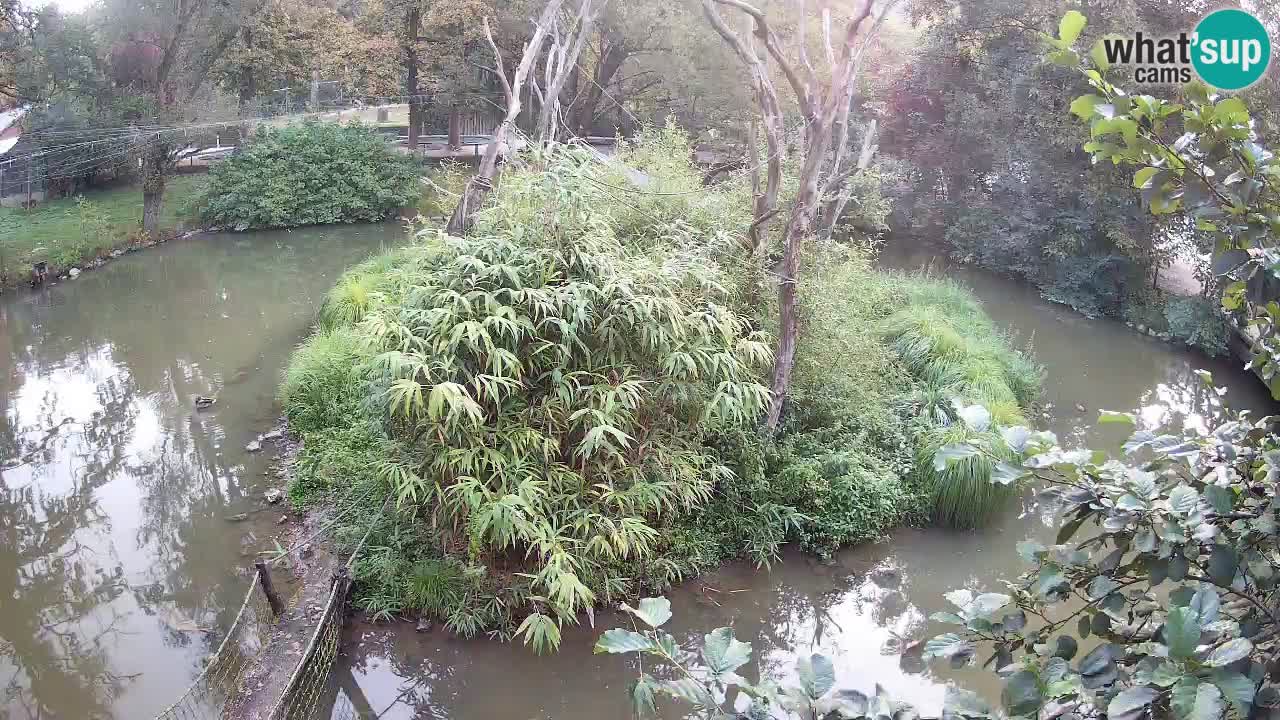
[913,422,1020,529]
[316,251,408,331]
[280,328,372,435]
[882,274,1043,529]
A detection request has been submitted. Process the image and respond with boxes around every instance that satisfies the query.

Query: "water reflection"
[0,224,402,719]
[322,251,1277,719]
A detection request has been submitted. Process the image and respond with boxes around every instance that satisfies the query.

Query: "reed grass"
[280,328,371,433]
[913,423,1019,529]
[883,274,1044,529]
[316,251,405,330]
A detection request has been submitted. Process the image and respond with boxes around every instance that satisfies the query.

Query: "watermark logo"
[1100,8,1271,90]
[1192,9,1270,90]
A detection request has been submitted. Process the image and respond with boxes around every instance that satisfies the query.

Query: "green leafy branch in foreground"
[1047,10,1280,395]
[925,370,1280,719]
[595,597,920,719]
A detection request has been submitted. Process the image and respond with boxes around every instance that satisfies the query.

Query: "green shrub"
[197,121,419,230]
[339,148,772,650]
[1163,294,1229,357]
[670,260,921,565]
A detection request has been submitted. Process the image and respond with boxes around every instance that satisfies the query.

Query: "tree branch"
[482,16,515,106]
[709,0,813,117]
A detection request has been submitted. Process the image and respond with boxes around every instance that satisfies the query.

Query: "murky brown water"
[0,223,403,719]
[320,250,1277,719]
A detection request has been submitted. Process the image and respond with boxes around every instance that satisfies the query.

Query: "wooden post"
[255,560,286,616]
[310,70,320,111]
[25,161,32,209]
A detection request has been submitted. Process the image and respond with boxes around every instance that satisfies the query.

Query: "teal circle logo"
[1192,9,1271,91]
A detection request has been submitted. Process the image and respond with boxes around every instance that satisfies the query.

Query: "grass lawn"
[0,172,208,287]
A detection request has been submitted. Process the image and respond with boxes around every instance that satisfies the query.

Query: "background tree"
[879,0,1208,319]
[701,0,893,432]
[98,0,253,235]
[446,0,594,234]
[213,0,401,108]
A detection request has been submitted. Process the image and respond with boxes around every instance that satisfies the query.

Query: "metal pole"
[254,560,286,616]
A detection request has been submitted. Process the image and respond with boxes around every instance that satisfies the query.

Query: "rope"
[262,484,377,566]
[345,496,394,571]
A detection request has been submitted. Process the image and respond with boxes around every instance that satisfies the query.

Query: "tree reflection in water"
[0,224,402,719]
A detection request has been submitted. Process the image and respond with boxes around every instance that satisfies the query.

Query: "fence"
[149,493,393,720]
[265,569,353,720]
[153,568,277,720]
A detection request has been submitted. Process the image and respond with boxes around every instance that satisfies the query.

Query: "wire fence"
[266,570,353,720]
[146,493,391,720]
[153,568,277,720]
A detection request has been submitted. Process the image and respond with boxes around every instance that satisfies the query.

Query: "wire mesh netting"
[267,572,352,720]
[152,569,277,720]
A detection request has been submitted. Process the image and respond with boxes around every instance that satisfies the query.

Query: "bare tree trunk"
[569,31,626,135]
[446,6,561,235]
[703,0,887,433]
[404,6,422,155]
[238,27,255,111]
[764,141,827,430]
[534,0,599,142]
[819,120,878,243]
[448,106,461,150]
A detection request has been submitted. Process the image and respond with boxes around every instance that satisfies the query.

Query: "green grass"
[881,274,1044,529]
[0,173,207,286]
[280,327,373,435]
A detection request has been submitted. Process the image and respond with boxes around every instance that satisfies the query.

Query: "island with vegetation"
[3,0,1280,718]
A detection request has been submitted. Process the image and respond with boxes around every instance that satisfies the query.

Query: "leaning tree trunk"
[446,3,563,235]
[446,118,510,235]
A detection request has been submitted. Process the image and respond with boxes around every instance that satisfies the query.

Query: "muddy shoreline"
[3,226,209,292]
[228,421,348,720]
